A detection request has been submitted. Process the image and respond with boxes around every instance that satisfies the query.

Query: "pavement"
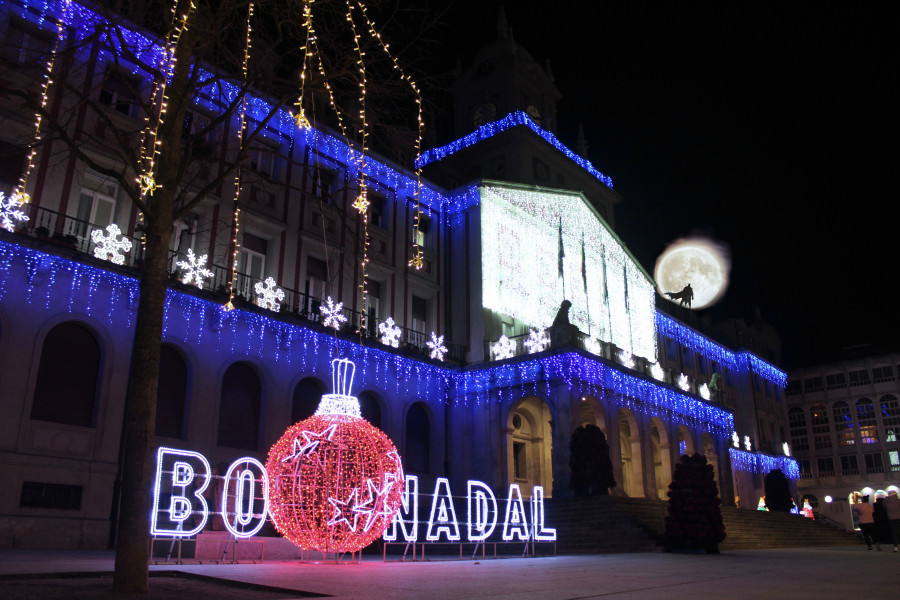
[1,545,898,599]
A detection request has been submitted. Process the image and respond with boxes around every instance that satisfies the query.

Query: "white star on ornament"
[523,329,550,354]
[353,475,397,532]
[254,277,285,311]
[91,224,132,265]
[175,248,213,288]
[378,316,402,348]
[281,424,338,464]
[677,373,690,392]
[492,335,516,360]
[618,349,635,369]
[427,332,447,361]
[327,487,361,532]
[0,191,29,232]
[319,296,347,330]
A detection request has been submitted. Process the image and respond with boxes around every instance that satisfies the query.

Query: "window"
[840,454,859,475]
[873,365,895,382]
[799,459,812,479]
[665,338,677,361]
[366,280,382,338]
[803,376,823,393]
[699,355,708,375]
[31,322,101,427]
[368,191,387,228]
[513,442,526,479]
[304,256,327,317]
[20,482,82,510]
[832,401,854,446]
[310,166,336,202]
[155,344,188,439]
[810,403,831,450]
[864,452,884,474]
[411,295,428,346]
[249,145,279,180]
[817,457,834,477]
[182,109,217,153]
[217,362,261,450]
[826,373,846,390]
[788,407,809,451]
[414,213,431,248]
[881,395,900,429]
[682,347,693,369]
[2,19,53,67]
[237,232,267,298]
[849,369,870,386]
[857,398,878,444]
[786,380,801,396]
[358,391,382,429]
[292,378,324,424]
[74,173,119,240]
[405,403,430,473]
[99,67,139,116]
[890,451,900,472]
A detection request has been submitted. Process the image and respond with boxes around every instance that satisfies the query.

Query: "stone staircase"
[546,495,862,553]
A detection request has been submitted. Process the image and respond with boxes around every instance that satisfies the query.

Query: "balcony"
[7,205,464,364]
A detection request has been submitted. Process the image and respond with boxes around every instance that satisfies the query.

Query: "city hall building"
[0,0,795,549]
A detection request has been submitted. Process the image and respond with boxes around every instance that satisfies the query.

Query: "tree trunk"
[112,196,174,593]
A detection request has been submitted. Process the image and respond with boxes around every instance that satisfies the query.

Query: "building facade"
[0,0,793,549]
[786,349,900,527]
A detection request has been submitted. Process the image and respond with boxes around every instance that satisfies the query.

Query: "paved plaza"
[1,545,897,599]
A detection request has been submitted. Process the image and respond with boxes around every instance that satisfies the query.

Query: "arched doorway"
[579,395,607,431]
[650,418,671,500]
[677,425,695,457]
[507,396,553,496]
[618,408,643,497]
[702,432,720,492]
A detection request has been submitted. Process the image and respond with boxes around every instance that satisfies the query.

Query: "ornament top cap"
[331,358,355,397]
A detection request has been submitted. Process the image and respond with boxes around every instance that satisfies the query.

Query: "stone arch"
[507,395,553,496]
[155,342,190,439]
[358,390,383,429]
[617,408,643,497]
[649,417,672,500]
[701,432,721,492]
[217,361,262,451]
[291,376,325,424]
[405,402,431,474]
[677,425,695,456]
[578,394,608,432]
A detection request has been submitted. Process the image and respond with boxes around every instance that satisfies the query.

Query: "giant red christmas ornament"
[266,358,404,553]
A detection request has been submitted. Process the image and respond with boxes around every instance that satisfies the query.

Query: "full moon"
[655,238,730,310]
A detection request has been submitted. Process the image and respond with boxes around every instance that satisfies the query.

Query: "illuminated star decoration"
[523,328,550,354]
[698,382,711,400]
[91,224,132,265]
[328,487,361,532]
[378,316,402,348]
[319,296,347,330]
[744,435,752,452]
[677,373,690,392]
[281,424,338,465]
[618,349,635,369]
[175,248,213,288]
[354,473,398,532]
[254,277,285,312]
[492,335,516,360]
[650,362,665,381]
[427,332,447,361]
[0,191,29,232]
[352,191,370,213]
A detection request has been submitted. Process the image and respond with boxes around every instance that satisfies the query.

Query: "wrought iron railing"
[10,205,465,363]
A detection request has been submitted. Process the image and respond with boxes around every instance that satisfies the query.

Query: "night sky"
[429,2,896,369]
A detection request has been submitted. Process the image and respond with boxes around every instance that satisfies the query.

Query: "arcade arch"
[507,396,553,496]
[649,418,671,499]
[618,408,643,497]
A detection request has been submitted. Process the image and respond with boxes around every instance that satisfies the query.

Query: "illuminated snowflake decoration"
[650,362,665,381]
[254,277,285,312]
[427,332,447,361]
[676,373,690,392]
[492,335,516,360]
[698,382,711,400]
[732,431,740,448]
[378,316,402,348]
[618,349,636,369]
[319,296,347,330]
[782,442,791,456]
[744,435,752,452]
[0,191,29,232]
[584,337,602,355]
[408,253,424,270]
[523,329,550,354]
[138,173,158,196]
[352,192,370,213]
[295,109,310,129]
[175,248,213,288]
[91,224,132,265]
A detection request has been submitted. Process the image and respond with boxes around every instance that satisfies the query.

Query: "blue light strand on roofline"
[1,239,733,435]
[10,0,444,213]
[656,313,786,387]
[729,448,800,480]
[417,111,614,190]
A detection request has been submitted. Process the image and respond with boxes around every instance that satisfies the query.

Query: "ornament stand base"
[382,541,557,562]
[296,549,361,564]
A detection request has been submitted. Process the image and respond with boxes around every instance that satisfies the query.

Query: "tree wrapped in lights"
[266,358,404,553]
[664,454,725,553]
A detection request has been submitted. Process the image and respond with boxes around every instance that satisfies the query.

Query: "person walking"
[883,490,900,552]
[852,495,879,551]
